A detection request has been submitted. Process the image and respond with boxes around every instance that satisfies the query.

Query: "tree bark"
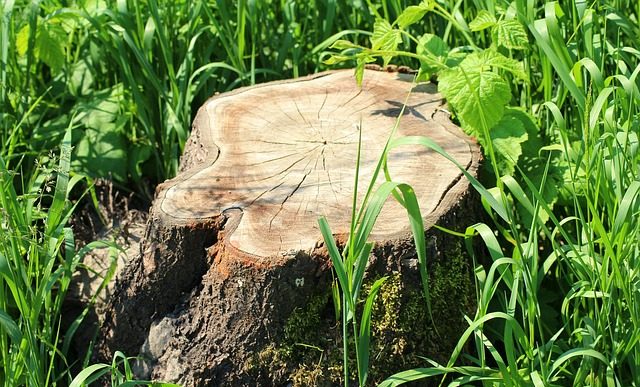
[96,69,483,386]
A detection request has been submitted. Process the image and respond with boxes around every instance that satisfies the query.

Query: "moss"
[249,237,475,386]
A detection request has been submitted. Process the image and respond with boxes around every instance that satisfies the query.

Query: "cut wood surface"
[161,69,474,257]
[97,69,482,386]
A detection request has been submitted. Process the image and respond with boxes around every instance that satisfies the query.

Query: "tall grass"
[0,124,119,385]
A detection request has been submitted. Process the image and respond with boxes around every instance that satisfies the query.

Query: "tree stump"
[97,69,482,386]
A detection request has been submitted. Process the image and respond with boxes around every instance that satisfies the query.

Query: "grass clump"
[0,126,104,385]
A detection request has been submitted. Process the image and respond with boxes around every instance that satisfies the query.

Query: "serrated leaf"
[438,55,512,133]
[396,3,431,29]
[462,49,527,80]
[416,33,448,79]
[371,18,401,66]
[490,110,528,175]
[469,10,497,31]
[495,19,529,50]
[37,23,66,73]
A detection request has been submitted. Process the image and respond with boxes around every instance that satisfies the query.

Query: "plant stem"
[342,292,349,387]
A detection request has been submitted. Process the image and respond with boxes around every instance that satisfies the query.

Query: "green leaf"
[72,86,128,182]
[351,241,373,304]
[514,108,563,220]
[16,24,30,56]
[69,59,95,96]
[37,23,66,73]
[438,50,528,135]
[330,39,362,50]
[495,19,529,50]
[69,364,112,387]
[438,65,510,133]
[357,276,387,386]
[417,33,448,58]
[46,119,73,236]
[371,18,401,66]
[0,309,22,343]
[318,217,351,313]
[490,109,528,176]
[416,33,448,79]
[469,10,497,31]
[323,54,351,65]
[396,1,433,29]
[354,54,375,86]
[83,0,108,15]
[462,49,526,80]
[129,142,153,183]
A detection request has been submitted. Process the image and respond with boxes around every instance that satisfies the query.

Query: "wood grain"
[158,69,474,257]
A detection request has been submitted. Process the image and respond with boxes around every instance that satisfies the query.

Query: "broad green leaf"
[396,1,433,29]
[83,0,108,15]
[490,110,528,175]
[37,23,66,73]
[72,87,128,182]
[512,108,564,226]
[49,9,82,34]
[461,49,526,80]
[69,59,95,96]
[416,33,448,79]
[73,127,128,183]
[438,66,510,133]
[469,10,497,31]
[371,18,401,66]
[438,50,527,134]
[495,19,528,50]
[129,142,153,182]
[417,33,448,58]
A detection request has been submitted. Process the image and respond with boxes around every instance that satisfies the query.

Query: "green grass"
[1,0,639,386]
[0,124,120,385]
